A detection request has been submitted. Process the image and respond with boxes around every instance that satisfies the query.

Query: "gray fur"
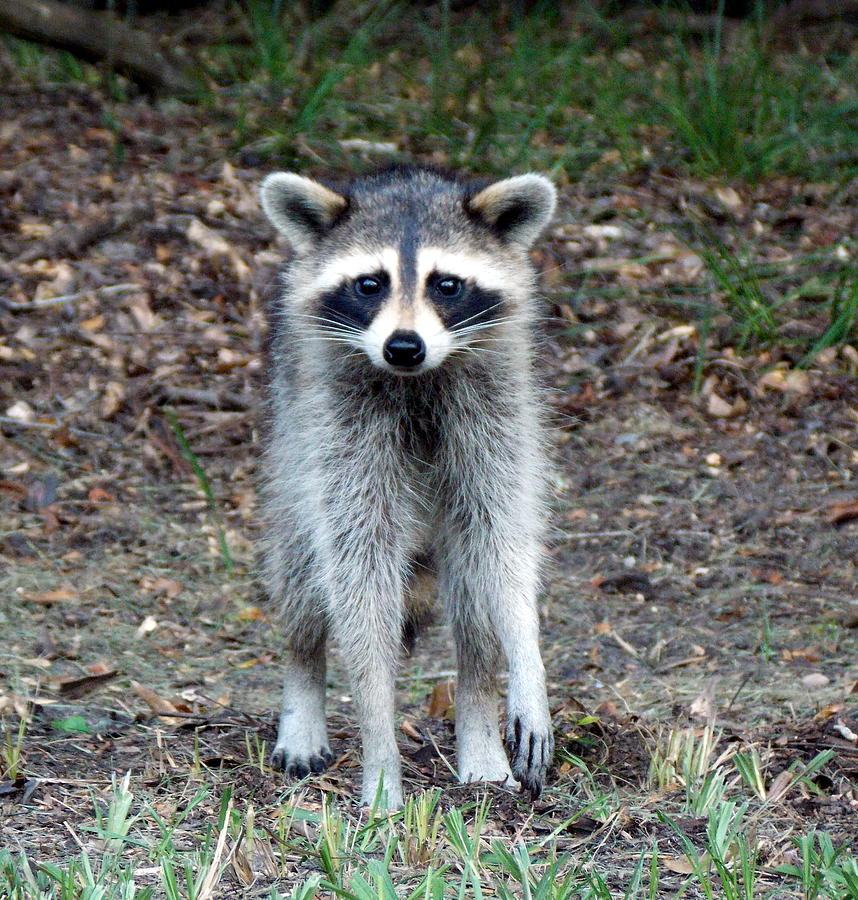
[259,166,556,808]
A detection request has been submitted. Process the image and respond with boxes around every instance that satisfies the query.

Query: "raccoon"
[259,165,556,809]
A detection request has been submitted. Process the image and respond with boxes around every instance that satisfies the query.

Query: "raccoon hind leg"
[402,558,437,654]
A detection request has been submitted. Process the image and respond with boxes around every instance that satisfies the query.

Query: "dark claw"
[286,760,310,779]
[505,715,554,801]
[271,746,333,779]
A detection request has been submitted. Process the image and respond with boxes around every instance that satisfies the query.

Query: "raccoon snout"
[382,331,426,370]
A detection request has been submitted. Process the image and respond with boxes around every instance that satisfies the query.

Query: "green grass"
[1,714,27,780]
[2,3,856,183]
[3,769,857,899]
[646,239,858,365]
[164,407,234,573]
[214,1,858,182]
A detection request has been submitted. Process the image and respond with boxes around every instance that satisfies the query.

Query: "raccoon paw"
[504,714,554,800]
[271,746,333,779]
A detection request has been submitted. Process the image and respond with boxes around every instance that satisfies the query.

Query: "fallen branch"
[16,204,152,264]
[0,0,197,94]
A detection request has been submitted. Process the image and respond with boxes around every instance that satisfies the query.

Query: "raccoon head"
[260,167,556,375]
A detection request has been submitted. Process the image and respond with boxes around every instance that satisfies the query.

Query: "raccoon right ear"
[259,173,348,253]
[467,174,557,249]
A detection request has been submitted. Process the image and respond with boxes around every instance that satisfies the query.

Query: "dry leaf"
[80,314,105,332]
[237,605,267,622]
[25,586,78,604]
[767,770,794,803]
[230,849,253,886]
[132,681,182,717]
[5,401,35,423]
[689,691,716,721]
[707,391,747,418]
[662,854,699,875]
[715,185,742,209]
[814,703,844,722]
[135,615,159,638]
[827,500,858,525]
[186,218,250,279]
[56,670,119,698]
[757,368,811,395]
[139,576,183,599]
[831,720,858,743]
[428,680,456,719]
[101,381,125,418]
[231,653,274,669]
[400,718,424,743]
[783,646,821,663]
[129,293,160,332]
[783,370,811,393]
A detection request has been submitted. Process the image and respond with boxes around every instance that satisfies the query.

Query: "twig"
[424,727,459,781]
[395,670,457,684]
[610,630,639,658]
[0,416,57,430]
[159,386,254,411]
[0,283,142,311]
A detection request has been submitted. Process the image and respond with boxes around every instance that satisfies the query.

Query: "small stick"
[0,283,142,311]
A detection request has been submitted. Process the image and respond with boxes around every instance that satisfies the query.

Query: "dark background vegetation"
[0,1,857,897]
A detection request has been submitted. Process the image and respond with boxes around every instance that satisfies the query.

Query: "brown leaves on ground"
[1,77,857,892]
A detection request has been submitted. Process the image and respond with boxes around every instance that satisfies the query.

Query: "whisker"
[448,344,503,357]
[296,313,365,335]
[453,316,517,336]
[449,301,506,331]
[462,346,503,355]
[310,328,366,340]
[293,334,363,347]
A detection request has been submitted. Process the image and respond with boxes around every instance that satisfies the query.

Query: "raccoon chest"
[397,406,441,463]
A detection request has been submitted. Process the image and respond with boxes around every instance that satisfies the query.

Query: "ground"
[1,85,857,897]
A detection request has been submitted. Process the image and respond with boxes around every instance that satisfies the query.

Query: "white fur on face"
[297,245,527,375]
[360,295,453,374]
[307,248,400,296]
[415,246,523,297]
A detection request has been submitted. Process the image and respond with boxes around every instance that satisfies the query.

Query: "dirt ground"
[1,86,857,891]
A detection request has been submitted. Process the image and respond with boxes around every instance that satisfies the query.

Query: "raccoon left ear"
[259,172,348,254]
[467,174,557,248]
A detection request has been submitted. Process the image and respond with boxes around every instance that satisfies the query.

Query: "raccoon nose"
[383,331,426,369]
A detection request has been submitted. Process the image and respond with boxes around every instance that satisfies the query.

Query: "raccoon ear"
[468,174,557,248]
[259,172,348,253]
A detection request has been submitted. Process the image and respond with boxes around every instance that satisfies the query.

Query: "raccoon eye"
[435,276,463,298]
[354,276,383,297]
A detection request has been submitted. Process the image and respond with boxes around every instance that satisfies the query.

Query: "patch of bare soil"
[1,86,857,892]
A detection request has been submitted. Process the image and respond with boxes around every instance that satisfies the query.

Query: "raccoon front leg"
[272,638,333,777]
[441,535,553,799]
[451,626,515,787]
[325,574,405,809]
[499,595,553,799]
[263,516,333,778]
